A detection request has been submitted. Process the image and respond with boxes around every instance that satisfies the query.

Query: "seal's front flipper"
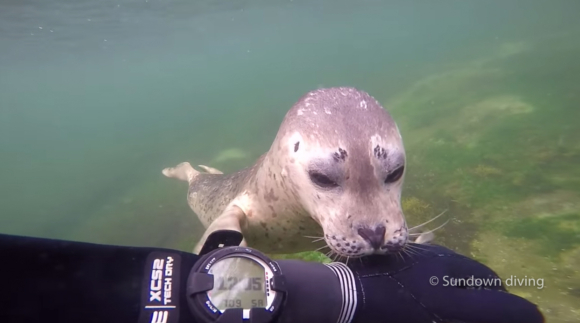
[198,165,223,174]
[193,205,248,254]
[162,162,199,183]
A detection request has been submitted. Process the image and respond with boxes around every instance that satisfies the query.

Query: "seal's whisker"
[303,235,324,239]
[408,209,448,232]
[315,245,330,252]
[400,245,412,256]
[407,241,429,249]
[402,245,421,257]
[400,246,417,260]
[395,250,404,261]
[398,249,409,260]
[309,237,326,243]
[405,242,430,252]
[408,246,422,256]
[345,256,350,266]
[414,217,451,237]
[406,248,418,258]
[332,253,340,262]
[332,252,342,263]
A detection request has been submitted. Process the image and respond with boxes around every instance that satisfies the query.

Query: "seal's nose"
[358,225,386,249]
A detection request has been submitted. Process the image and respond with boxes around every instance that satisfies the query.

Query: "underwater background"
[0,0,579,321]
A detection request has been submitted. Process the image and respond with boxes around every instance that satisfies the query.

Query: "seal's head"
[271,87,408,258]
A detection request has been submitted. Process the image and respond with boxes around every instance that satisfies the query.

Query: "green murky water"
[1,0,579,321]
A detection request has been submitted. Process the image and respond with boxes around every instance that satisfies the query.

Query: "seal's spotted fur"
[163,87,414,257]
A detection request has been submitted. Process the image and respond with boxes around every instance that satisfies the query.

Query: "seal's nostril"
[357,225,386,249]
[375,225,386,237]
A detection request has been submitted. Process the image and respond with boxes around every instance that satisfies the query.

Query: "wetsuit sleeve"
[0,233,199,323]
[273,260,351,323]
[347,245,545,323]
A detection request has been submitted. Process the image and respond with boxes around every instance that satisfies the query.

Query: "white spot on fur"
[297,109,304,116]
[360,100,367,109]
[370,134,382,146]
[324,107,331,114]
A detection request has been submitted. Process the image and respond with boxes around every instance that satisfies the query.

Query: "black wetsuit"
[0,233,544,323]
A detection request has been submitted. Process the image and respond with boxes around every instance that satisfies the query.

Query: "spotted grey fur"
[162,87,421,258]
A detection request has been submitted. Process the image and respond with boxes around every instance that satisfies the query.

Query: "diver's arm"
[0,233,198,323]
[0,233,346,323]
[0,233,544,323]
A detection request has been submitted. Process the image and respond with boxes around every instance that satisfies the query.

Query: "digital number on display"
[220,299,265,308]
[215,277,264,291]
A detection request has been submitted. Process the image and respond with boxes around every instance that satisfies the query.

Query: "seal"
[163,87,427,258]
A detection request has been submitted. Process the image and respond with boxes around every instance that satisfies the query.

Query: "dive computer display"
[207,255,269,311]
[186,231,286,323]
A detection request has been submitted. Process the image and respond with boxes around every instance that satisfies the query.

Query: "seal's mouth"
[322,224,409,259]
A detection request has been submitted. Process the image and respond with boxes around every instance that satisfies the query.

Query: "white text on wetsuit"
[149,256,174,305]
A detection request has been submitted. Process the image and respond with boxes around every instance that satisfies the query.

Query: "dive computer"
[186,231,287,323]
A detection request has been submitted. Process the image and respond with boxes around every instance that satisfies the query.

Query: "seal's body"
[163,87,411,258]
[165,157,324,255]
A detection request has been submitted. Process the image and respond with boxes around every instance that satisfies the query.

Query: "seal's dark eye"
[385,166,404,184]
[309,171,339,188]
